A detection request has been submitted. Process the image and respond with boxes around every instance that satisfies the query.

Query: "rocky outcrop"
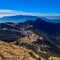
[17,30,43,44]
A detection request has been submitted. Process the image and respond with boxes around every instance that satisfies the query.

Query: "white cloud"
[0,9,60,18]
[0,10,20,18]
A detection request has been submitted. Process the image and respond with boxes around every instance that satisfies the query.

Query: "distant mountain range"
[0,15,38,23]
[40,16,60,23]
[0,15,60,23]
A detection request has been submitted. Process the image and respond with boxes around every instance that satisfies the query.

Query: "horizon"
[0,9,60,23]
[0,0,60,23]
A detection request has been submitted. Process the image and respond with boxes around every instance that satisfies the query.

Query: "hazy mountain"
[41,16,60,23]
[0,15,38,23]
[0,15,60,23]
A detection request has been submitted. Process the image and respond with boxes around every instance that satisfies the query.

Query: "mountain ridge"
[0,18,60,60]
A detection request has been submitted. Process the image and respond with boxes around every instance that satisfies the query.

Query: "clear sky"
[0,0,60,14]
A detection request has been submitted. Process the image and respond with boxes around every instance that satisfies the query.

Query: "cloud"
[0,9,60,18]
[0,10,21,18]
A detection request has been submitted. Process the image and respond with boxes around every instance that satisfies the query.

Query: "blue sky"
[0,0,60,14]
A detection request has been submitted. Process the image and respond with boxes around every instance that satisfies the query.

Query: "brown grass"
[0,41,38,60]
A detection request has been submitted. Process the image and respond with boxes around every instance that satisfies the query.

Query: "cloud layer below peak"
[0,9,60,18]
